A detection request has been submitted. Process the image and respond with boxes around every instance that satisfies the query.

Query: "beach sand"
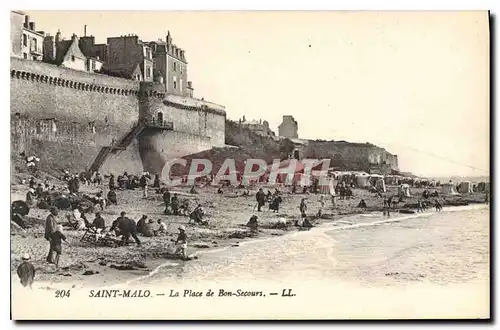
[10,175,488,288]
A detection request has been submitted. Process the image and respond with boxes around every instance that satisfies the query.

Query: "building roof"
[101,62,142,79]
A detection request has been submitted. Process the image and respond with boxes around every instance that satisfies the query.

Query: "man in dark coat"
[92,212,106,230]
[45,207,58,263]
[163,189,171,215]
[256,188,266,212]
[110,211,141,246]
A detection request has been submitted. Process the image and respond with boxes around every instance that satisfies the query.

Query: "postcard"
[10,10,490,320]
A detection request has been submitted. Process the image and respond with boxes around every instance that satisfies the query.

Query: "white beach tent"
[441,182,460,195]
[458,181,474,194]
[398,183,411,197]
[355,173,371,188]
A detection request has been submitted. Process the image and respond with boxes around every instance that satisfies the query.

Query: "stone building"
[11,12,45,61]
[43,32,90,72]
[107,35,154,82]
[239,116,274,136]
[149,31,193,97]
[79,34,106,72]
[278,115,298,139]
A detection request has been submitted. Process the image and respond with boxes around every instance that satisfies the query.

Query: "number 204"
[55,290,71,298]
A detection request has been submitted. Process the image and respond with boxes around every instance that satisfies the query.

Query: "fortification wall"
[139,131,212,174]
[10,57,227,175]
[305,140,398,172]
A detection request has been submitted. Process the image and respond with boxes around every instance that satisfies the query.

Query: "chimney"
[29,22,35,31]
[243,115,246,122]
[84,25,87,37]
[24,15,29,28]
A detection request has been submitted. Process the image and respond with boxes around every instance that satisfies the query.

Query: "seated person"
[357,199,367,208]
[246,215,258,232]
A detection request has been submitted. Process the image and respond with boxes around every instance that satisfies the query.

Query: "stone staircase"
[88,123,145,173]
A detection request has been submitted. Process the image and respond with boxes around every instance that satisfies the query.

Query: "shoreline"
[11,179,489,290]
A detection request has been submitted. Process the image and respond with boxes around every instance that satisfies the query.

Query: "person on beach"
[92,212,106,230]
[171,194,180,216]
[155,219,168,236]
[26,188,36,207]
[17,253,35,289]
[108,174,116,190]
[357,199,367,208]
[175,225,188,259]
[142,219,155,237]
[110,211,141,246]
[189,204,207,225]
[246,215,259,232]
[45,207,58,263]
[153,174,160,188]
[50,225,67,269]
[317,195,325,217]
[162,188,171,215]
[434,200,442,212]
[140,173,148,198]
[94,172,103,186]
[299,198,307,218]
[256,188,266,212]
[107,188,118,205]
[136,215,148,235]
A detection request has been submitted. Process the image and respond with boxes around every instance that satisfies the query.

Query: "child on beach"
[50,225,67,268]
[175,225,188,259]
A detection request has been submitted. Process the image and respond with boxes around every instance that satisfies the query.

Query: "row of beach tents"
[171,158,489,195]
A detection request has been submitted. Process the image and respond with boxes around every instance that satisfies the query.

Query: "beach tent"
[355,173,371,188]
[319,178,336,196]
[458,181,473,194]
[476,182,490,193]
[441,182,459,195]
[398,184,411,197]
[369,174,384,186]
[375,178,386,193]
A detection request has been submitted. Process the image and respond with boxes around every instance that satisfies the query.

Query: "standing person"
[95,172,103,186]
[317,195,325,217]
[140,174,148,198]
[50,225,67,269]
[163,188,171,215]
[175,225,188,259]
[17,253,35,288]
[45,207,58,264]
[26,188,36,207]
[153,174,161,188]
[108,174,116,190]
[171,194,179,216]
[256,188,266,212]
[299,198,307,218]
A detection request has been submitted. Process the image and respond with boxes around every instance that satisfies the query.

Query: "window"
[173,61,177,72]
[71,55,75,62]
[92,60,96,71]
[23,53,27,59]
[32,38,37,51]
[180,65,183,74]
[173,76,177,89]
[23,34,27,46]
[179,79,183,92]
[146,67,151,78]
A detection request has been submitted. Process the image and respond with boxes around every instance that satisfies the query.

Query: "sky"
[25,10,490,177]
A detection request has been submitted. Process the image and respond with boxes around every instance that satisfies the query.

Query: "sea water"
[134,204,489,288]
